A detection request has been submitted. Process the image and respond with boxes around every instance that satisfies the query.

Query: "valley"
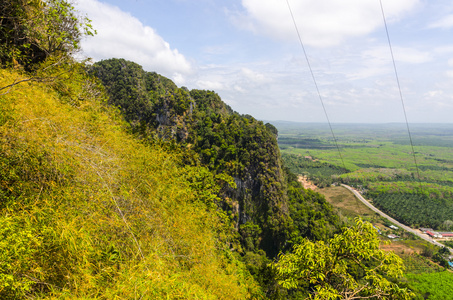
[2,1,453,299]
[276,122,453,298]
[277,122,453,231]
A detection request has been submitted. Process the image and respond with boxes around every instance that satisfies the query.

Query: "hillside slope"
[0,67,258,299]
[91,58,340,259]
[0,1,413,298]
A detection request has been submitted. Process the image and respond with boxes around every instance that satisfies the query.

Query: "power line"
[285,0,348,176]
[379,0,423,189]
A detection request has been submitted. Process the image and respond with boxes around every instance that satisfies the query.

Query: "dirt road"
[341,184,452,251]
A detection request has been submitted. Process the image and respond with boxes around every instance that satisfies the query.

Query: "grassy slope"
[0,68,258,299]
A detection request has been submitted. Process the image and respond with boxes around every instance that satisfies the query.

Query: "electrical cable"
[379,0,423,190]
[285,0,348,176]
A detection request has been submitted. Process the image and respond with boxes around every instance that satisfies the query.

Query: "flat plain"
[275,122,453,230]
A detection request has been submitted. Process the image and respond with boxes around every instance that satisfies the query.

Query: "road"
[341,184,452,251]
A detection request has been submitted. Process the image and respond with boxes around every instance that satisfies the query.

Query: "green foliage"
[273,219,414,299]
[0,67,260,299]
[406,271,453,300]
[91,58,342,261]
[282,153,348,187]
[284,169,340,244]
[441,240,453,248]
[0,216,41,298]
[0,0,95,69]
[368,190,453,228]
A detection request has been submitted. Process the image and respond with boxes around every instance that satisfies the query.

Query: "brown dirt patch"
[381,242,417,255]
[318,186,377,219]
[297,175,317,190]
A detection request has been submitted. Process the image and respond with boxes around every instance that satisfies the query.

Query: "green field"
[406,271,453,300]
[276,123,453,298]
[275,122,453,229]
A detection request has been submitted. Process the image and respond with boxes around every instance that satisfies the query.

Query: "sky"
[74,0,453,123]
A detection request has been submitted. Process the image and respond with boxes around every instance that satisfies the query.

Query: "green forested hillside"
[91,58,341,259]
[0,66,260,299]
[0,1,416,299]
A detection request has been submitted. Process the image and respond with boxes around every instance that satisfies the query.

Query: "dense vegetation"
[406,271,453,300]
[1,1,256,298]
[368,192,453,229]
[1,0,94,70]
[273,219,413,299]
[0,1,416,299]
[282,153,348,187]
[1,66,264,298]
[90,58,341,259]
[277,122,453,230]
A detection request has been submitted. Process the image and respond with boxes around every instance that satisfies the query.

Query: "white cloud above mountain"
[76,0,192,81]
[73,0,453,123]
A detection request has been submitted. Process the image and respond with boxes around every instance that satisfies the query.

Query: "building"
[439,232,453,237]
[419,228,433,233]
[426,231,443,238]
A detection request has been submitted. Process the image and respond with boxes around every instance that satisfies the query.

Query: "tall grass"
[0,68,258,299]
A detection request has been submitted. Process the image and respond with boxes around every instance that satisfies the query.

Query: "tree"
[0,0,95,69]
[273,218,414,299]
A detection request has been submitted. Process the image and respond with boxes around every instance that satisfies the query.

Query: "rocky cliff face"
[91,58,335,257]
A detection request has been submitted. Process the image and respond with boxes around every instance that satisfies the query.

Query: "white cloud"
[234,85,246,93]
[196,80,225,91]
[379,46,432,64]
[76,0,192,80]
[428,14,453,29]
[232,0,420,47]
[241,67,268,83]
[341,45,430,82]
[393,47,432,64]
[433,45,453,55]
[446,70,453,78]
[423,90,453,108]
[424,90,444,98]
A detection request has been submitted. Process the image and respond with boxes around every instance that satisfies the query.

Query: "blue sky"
[76,0,453,123]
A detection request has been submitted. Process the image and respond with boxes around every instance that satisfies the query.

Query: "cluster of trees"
[421,246,451,268]
[369,192,453,229]
[0,2,417,299]
[91,58,343,260]
[282,153,348,187]
[273,219,413,299]
[360,181,453,229]
[278,137,339,150]
[1,0,94,69]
